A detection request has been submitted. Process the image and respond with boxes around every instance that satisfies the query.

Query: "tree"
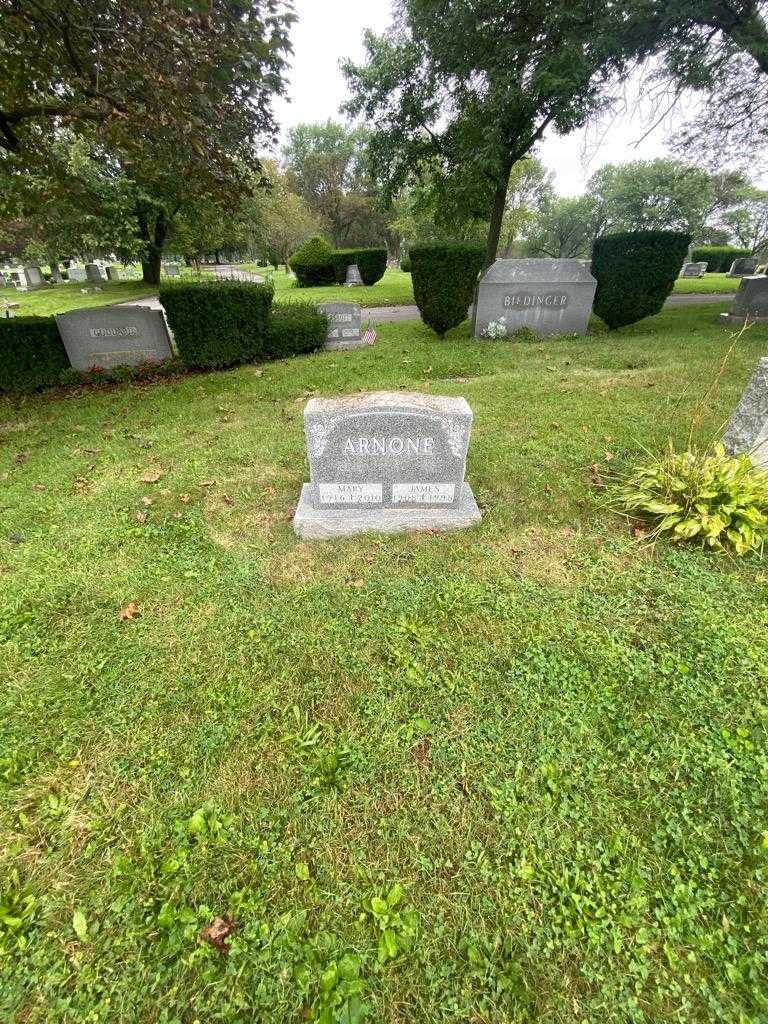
[498,158,555,256]
[524,196,598,259]
[721,188,768,254]
[245,162,322,268]
[282,121,383,247]
[342,0,656,269]
[586,159,716,239]
[0,1,294,167]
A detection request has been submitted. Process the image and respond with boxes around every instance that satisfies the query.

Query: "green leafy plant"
[160,278,274,369]
[308,953,368,1023]
[0,315,69,392]
[0,869,37,953]
[310,746,354,793]
[410,242,484,337]
[289,236,336,287]
[361,884,418,963]
[593,230,691,329]
[614,443,768,555]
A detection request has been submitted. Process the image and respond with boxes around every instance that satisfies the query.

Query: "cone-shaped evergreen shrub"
[593,231,691,329]
[289,236,335,287]
[410,243,484,336]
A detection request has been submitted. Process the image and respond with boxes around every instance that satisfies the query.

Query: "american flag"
[362,322,377,346]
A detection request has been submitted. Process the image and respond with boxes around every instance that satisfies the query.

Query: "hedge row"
[593,230,691,329]
[410,243,485,336]
[1,282,329,391]
[0,316,69,392]
[691,245,752,273]
[289,236,387,288]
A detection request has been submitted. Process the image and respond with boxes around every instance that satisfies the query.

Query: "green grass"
[673,272,741,294]
[0,280,156,317]
[248,266,416,307]
[2,302,768,1022]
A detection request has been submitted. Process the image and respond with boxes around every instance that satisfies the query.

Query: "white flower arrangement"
[482,316,508,339]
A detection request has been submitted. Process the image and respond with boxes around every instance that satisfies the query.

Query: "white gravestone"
[345,264,363,287]
[293,391,481,539]
[474,258,596,339]
[67,266,86,282]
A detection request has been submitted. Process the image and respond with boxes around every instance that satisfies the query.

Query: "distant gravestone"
[50,266,62,283]
[106,266,121,281]
[317,302,365,350]
[163,264,180,277]
[728,258,758,277]
[293,391,481,539]
[722,357,768,470]
[680,262,706,278]
[720,276,768,325]
[473,258,596,339]
[345,263,363,287]
[67,266,86,282]
[55,307,173,371]
[0,274,6,287]
[85,263,103,282]
[23,266,44,289]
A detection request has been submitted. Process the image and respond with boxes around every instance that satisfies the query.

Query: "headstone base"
[292,482,481,540]
[720,313,768,325]
[324,335,373,352]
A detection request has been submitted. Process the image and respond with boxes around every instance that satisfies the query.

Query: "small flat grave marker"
[55,306,173,371]
[293,391,481,539]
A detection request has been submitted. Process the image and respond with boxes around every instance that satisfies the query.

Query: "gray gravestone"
[317,302,366,350]
[293,391,481,539]
[163,264,180,277]
[23,266,44,289]
[728,258,758,277]
[67,266,86,282]
[50,266,62,283]
[720,276,768,325]
[55,307,173,371]
[680,262,707,278]
[473,258,596,339]
[85,263,103,282]
[722,357,768,470]
[0,274,6,288]
[106,266,121,281]
[345,263,363,287]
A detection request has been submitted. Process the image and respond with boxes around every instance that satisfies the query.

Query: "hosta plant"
[614,443,768,556]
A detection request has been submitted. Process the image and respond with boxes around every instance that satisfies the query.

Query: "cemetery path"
[118,291,733,321]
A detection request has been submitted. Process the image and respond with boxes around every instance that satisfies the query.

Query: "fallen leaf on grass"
[139,468,163,484]
[604,451,614,462]
[200,916,236,951]
[135,511,148,524]
[264,485,277,497]
[347,578,365,588]
[73,477,91,494]
[32,483,46,492]
[119,602,140,621]
[141,496,154,506]
[221,493,234,507]
[632,524,649,540]
[179,494,191,504]
[200,479,216,487]
[588,463,605,489]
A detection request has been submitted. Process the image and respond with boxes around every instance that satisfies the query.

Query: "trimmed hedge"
[331,247,387,286]
[289,236,335,287]
[400,254,411,273]
[264,303,328,358]
[691,245,752,273]
[0,316,69,392]
[593,231,691,329]
[410,242,485,336]
[160,279,274,369]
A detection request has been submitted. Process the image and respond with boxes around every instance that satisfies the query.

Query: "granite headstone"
[293,391,481,539]
[473,258,596,339]
[728,258,758,277]
[317,302,366,350]
[23,266,44,289]
[345,264,363,287]
[720,276,768,325]
[67,266,86,282]
[163,264,181,277]
[55,307,173,371]
[85,263,103,282]
[722,357,768,470]
[106,266,121,281]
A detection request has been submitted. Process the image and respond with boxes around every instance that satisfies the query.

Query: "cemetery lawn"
[673,272,741,294]
[248,266,416,307]
[3,301,768,1022]
[0,280,157,317]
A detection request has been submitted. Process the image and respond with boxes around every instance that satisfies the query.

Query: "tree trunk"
[141,251,162,285]
[484,156,514,271]
[140,211,168,285]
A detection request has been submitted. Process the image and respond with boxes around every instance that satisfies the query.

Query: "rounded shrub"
[0,316,69,392]
[331,247,387,286]
[691,245,752,273]
[265,303,328,358]
[289,236,335,287]
[593,231,691,329]
[410,242,485,337]
[400,254,411,273]
[160,279,274,369]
